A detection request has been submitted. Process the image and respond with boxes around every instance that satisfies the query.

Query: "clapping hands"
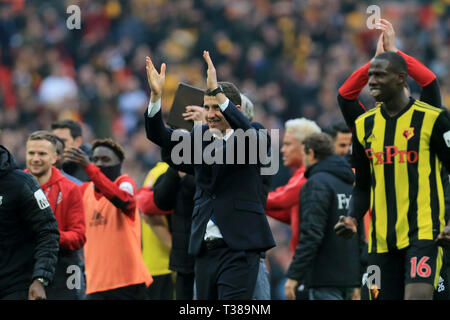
[375,18,398,53]
[146,56,166,102]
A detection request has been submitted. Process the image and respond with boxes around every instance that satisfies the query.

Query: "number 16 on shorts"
[410,256,431,278]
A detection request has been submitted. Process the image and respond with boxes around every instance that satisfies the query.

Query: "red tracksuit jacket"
[30,166,86,251]
[266,166,307,256]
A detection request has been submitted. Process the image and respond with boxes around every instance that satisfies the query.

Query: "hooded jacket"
[286,155,362,288]
[0,146,60,298]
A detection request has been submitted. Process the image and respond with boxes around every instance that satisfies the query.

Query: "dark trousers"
[195,242,260,300]
[175,272,195,300]
[146,274,174,300]
[86,283,147,300]
[46,249,86,300]
[46,286,82,300]
[308,287,354,300]
[1,290,28,300]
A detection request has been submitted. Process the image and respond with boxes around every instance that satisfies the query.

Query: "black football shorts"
[364,240,443,300]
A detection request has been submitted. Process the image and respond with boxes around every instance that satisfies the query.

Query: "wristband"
[206,85,223,96]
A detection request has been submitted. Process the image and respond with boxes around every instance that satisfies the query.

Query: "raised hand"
[63,147,90,169]
[146,56,166,101]
[203,50,218,91]
[375,33,385,57]
[376,19,398,52]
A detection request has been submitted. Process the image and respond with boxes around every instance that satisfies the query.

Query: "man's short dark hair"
[373,52,408,74]
[27,131,59,152]
[92,138,125,162]
[303,133,334,162]
[323,121,351,139]
[51,120,82,139]
[219,81,241,106]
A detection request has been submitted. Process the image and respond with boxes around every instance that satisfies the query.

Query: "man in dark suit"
[144,51,275,299]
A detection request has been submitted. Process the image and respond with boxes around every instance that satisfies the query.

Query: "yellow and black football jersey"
[351,98,450,253]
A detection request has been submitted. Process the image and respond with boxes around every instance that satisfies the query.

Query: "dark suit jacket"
[144,100,275,256]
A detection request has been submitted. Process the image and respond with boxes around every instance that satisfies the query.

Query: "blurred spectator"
[51,119,91,182]
[323,121,352,156]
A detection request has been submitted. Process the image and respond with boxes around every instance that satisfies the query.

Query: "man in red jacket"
[25,130,86,299]
[266,118,321,256]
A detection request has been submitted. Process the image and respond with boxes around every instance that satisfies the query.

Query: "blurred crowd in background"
[0,0,449,299]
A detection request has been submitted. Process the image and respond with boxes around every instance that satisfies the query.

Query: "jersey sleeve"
[397,50,436,87]
[84,163,137,220]
[348,134,371,222]
[420,79,442,110]
[430,111,450,172]
[337,62,370,130]
[397,50,442,109]
[337,95,367,131]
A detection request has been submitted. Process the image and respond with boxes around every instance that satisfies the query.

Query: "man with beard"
[51,119,91,182]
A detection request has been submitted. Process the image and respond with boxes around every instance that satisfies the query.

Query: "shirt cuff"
[147,99,161,117]
[219,98,230,112]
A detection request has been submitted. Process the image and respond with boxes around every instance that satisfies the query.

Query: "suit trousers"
[195,242,260,300]
[176,271,195,300]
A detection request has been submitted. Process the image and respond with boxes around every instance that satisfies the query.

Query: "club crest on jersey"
[403,127,415,140]
[366,133,376,143]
